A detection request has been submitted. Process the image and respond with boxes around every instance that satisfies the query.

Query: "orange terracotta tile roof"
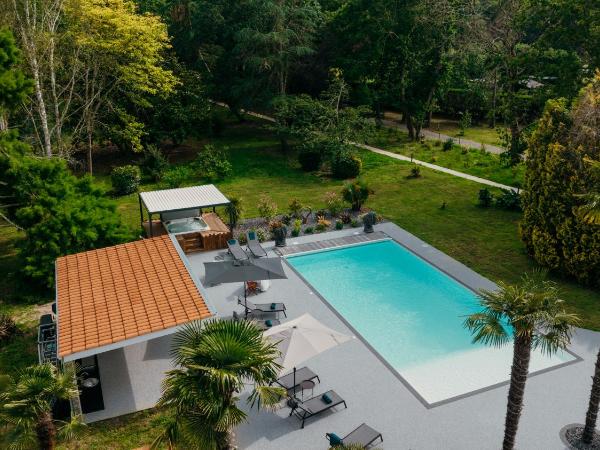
[55,236,212,359]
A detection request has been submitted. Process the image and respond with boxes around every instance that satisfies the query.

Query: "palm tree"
[152,319,286,450]
[577,157,600,225]
[464,273,579,450]
[0,363,81,450]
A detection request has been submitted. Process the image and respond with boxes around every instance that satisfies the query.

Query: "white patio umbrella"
[263,313,354,397]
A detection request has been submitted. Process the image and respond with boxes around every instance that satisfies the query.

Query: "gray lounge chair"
[227,239,249,260]
[289,390,347,429]
[326,423,383,448]
[237,297,287,317]
[232,311,280,330]
[275,367,320,393]
[246,230,267,257]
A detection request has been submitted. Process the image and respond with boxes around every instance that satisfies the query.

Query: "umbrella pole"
[293,366,296,399]
[244,282,248,318]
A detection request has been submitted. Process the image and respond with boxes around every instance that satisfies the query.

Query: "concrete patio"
[185,222,600,450]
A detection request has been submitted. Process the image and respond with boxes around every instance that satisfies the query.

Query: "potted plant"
[363,211,376,233]
[270,221,287,247]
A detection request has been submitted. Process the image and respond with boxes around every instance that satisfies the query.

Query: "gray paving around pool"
[185,222,600,450]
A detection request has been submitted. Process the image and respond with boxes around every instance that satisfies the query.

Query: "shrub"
[237,232,248,245]
[340,212,352,224]
[248,227,269,242]
[288,198,304,218]
[335,220,343,230]
[315,223,327,232]
[496,189,522,211]
[281,214,292,226]
[342,180,372,211]
[195,144,232,181]
[291,228,300,237]
[1,155,129,287]
[407,165,421,178]
[141,144,168,181]
[298,143,322,171]
[331,150,362,179]
[443,138,454,151]
[162,166,191,189]
[430,155,438,163]
[317,217,331,228]
[111,165,141,196]
[258,195,278,223]
[304,226,314,234]
[461,146,469,155]
[434,140,442,147]
[225,197,243,228]
[478,188,493,207]
[0,314,19,344]
[315,209,327,219]
[350,219,359,227]
[324,191,344,217]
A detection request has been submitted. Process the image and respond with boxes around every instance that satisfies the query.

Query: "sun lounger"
[290,390,347,429]
[227,239,249,260]
[237,297,287,317]
[232,311,280,330]
[326,423,383,448]
[275,367,320,392]
[246,230,267,257]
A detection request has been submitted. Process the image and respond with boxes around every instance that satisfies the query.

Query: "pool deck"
[185,222,600,450]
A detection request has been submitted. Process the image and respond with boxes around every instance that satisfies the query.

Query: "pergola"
[138,185,231,237]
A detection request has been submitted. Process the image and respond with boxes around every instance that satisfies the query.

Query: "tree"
[0,147,130,287]
[64,0,177,173]
[0,27,32,130]
[236,0,322,96]
[520,75,600,286]
[342,179,372,211]
[464,273,578,450]
[0,364,82,450]
[153,319,285,449]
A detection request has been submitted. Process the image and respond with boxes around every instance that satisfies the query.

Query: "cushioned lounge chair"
[246,230,267,257]
[232,311,280,330]
[237,297,287,317]
[275,366,320,392]
[326,423,383,448]
[227,239,249,260]
[289,390,347,429]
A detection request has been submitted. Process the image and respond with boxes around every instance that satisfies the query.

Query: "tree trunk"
[405,111,415,140]
[582,347,600,444]
[36,411,56,450]
[87,128,93,176]
[503,334,532,450]
[490,69,498,129]
[30,53,53,157]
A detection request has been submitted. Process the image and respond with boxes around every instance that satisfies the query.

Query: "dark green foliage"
[111,165,141,196]
[496,190,522,211]
[298,143,322,171]
[520,93,600,286]
[1,151,129,287]
[194,144,232,181]
[407,165,421,179]
[0,314,19,344]
[443,138,454,152]
[225,197,244,228]
[0,28,32,113]
[304,226,313,234]
[141,144,168,182]
[330,149,362,179]
[478,188,493,208]
[335,220,343,230]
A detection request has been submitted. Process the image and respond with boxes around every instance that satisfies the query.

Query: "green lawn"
[1,112,599,448]
[371,126,524,187]
[428,117,506,147]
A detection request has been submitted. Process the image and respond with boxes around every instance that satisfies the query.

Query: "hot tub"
[164,217,210,235]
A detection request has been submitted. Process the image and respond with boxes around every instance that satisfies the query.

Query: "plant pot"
[273,226,287,247]
[363,211,376,233]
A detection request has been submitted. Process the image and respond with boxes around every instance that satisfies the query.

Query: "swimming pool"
[287,239,577,405]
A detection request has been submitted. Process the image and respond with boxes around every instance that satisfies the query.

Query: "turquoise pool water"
[287,240,497,369]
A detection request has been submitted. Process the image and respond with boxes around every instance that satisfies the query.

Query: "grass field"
[1,112,598,448]
[372,126,524,187]
[428,117,506,147]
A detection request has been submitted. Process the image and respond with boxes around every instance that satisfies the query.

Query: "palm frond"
[247,384,286,411]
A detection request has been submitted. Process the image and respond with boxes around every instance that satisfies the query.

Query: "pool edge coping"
[280,229,584,409]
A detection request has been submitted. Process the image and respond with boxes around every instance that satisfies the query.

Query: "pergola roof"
[55,236,213,361]
[139,185,230,214]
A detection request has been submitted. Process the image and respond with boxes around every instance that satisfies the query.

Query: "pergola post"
[138,195,144,235]
[149,213,153,237]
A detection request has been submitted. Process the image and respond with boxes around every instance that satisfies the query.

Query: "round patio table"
[300,380,315,400]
